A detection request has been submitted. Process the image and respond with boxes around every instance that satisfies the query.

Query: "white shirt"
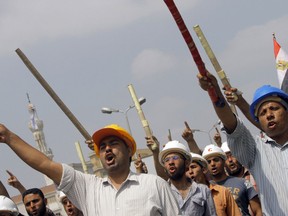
[58,164,181,216]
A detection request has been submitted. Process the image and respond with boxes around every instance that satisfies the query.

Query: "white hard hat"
[221,141,230,153]
[190,153,208,168]
[159,140,192,166]
[202,144,227,160]
[0,195,19,216]
[58,191,67,203]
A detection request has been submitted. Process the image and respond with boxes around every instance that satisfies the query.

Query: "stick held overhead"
[163,0,221,105]
[15,48,92,141]
[127,84,157,151]
[193,25,238,115]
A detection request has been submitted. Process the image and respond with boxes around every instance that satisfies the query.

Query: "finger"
[6,170,14,177]
[145,136,152,140]
[184,121,190,129]
[168,129,172,141]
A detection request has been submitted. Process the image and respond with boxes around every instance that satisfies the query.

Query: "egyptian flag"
[273,36,288,93]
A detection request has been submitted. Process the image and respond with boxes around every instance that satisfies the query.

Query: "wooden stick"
[193,25,238,115]
[127,84,157,150]
[163,0,220,105]
[15,48,92,141]
[75,141,88,174]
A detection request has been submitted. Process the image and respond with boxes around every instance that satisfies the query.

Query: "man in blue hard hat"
[197,71,288,215]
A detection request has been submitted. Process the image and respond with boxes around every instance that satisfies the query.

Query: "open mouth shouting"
[66,207,76,216]
[228,163,236,170]
[105,153,115,165]
[267,121,276,129]
[211,167,218,174]
[168,166,177,175]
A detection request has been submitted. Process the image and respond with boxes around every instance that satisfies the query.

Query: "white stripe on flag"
[274,37,288,91]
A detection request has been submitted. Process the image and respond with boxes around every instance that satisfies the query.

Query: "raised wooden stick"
[15,48,92,141]
[193,25,238,114]
[127,84,157,150]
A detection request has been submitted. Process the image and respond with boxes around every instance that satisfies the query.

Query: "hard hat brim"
[92,127,136,157]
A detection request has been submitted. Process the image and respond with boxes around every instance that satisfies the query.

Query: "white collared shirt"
[58,164,181,216]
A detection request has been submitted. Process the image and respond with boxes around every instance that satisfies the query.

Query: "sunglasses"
[163,155,182,163]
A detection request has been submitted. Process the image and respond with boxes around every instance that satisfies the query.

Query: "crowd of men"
[0,71,287,215]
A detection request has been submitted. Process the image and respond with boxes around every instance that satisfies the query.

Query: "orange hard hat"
[92,124,136,157]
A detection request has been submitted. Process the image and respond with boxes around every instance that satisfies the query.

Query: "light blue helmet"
[250,85,288,122]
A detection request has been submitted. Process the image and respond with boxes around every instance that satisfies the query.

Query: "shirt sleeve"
[156,177,181,216]
[56,164,93,212]
[221,117,257,169]
[204,187,217,216]
[244,179,258,200]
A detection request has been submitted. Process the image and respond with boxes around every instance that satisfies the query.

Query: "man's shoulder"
[218,176,244,185]
[193,181,209,190]
[225,176,254,190]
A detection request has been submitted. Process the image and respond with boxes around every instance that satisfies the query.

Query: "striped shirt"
[222,117,288,215]
[57,164,181,216]
[169,180,217,216]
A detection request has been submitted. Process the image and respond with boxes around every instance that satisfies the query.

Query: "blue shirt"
[169,180,217,216]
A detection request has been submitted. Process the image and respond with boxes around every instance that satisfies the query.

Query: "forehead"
[206,155,221,161]
[190,161,201,167]
[258,101,284,110]
[24,193,42,203]
[225,151,232,155]
[100,136,125,144]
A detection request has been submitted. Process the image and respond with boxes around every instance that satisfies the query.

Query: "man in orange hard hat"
[0,124,180,216]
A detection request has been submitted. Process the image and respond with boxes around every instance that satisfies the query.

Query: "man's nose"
[266,110,274,120]
[105,144,112,151]
[30,202,36,208]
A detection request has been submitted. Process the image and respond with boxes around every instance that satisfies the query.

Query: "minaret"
[27,94,54,186]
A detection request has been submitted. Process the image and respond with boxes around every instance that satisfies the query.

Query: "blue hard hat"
[250,85,288,121]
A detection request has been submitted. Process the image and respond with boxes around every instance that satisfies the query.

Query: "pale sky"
[1,0,288,196]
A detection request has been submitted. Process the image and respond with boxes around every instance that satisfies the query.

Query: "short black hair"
[22,188,45,202]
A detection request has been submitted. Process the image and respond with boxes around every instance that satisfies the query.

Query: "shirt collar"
[261,133,288,148]
[103,171,139,186]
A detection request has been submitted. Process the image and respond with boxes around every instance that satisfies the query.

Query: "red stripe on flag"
[273,38,281,58]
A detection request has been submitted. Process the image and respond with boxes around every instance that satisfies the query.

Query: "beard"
[167,165,186,180]
[226,163,243,176]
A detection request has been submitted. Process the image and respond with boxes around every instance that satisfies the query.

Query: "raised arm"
[224,87,261,130]
[145,136,167,180]
[182,121,202,154]
[197,71,237,133]
[134,154,148,174]
[6,170,27,195]
[0,124,63,185]
[213,131,222,147]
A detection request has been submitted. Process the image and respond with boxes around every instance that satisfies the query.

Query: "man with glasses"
[159,140,216,216]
